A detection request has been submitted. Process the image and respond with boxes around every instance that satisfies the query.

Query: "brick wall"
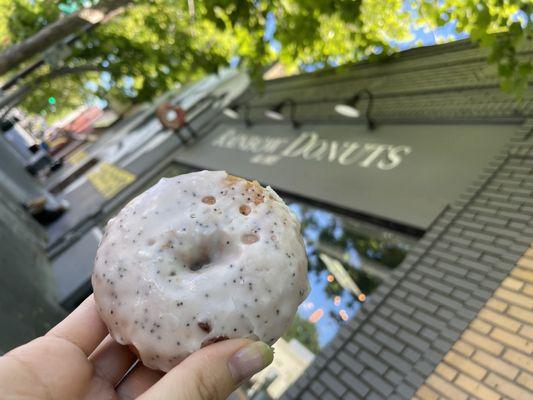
[274,41,533,400]
[282,121,533,400]
[246,40,533,122]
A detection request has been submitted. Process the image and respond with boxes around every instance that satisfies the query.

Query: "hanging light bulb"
[264,102,285,120]
[264,99,300,128]
[222,103,252,127]
[334,88,376,130]
[223,106,240,119]
[334,103,360,118]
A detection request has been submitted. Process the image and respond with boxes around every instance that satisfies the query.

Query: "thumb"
[138,339,274,400]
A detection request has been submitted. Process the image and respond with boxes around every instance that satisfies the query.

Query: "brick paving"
[414,246,533,400]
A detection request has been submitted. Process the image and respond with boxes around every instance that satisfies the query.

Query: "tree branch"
[0,0,132,76]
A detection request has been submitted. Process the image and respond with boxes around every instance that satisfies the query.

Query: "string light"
[309,309,324,323]
[339,309,349,321]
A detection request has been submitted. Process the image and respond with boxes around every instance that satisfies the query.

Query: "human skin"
[0,295,273,400]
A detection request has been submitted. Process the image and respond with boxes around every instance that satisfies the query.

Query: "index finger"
[46,294,108,356]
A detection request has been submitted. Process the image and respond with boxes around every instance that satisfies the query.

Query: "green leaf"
[2,0,531,117]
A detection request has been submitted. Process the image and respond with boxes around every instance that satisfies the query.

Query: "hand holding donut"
[0,171,309,399]
[0,295,274,400]
[92,170,309,371]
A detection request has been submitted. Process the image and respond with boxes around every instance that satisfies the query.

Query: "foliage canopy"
[0,0,531,119]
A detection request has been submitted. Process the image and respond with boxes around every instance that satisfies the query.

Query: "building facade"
[1,39,532,398]
[177,40,533,399]
[244,41,533,400]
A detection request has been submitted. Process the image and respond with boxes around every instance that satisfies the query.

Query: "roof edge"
[264,38,480,84]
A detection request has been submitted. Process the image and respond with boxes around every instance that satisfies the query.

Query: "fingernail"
[228,341,274,384]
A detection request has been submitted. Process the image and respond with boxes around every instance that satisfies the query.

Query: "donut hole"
[189,251,212,272]
[181,230,242,273]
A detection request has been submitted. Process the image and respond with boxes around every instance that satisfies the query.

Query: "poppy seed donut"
[92,170,309,371]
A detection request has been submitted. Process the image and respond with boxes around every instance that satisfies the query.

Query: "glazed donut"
[92,170,309,371]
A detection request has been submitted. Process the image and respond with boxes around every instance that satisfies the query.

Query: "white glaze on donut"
[92,170,309,371]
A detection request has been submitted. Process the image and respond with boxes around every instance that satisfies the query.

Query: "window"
[247,199,415,399]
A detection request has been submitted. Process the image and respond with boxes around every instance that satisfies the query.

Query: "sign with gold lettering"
[176,123,516,229]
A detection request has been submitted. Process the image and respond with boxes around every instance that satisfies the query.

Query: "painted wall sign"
[176,123,517,230]
[211,129,412,170]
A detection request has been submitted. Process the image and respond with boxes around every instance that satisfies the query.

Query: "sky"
[390,19,468,51]
[391,0,469,50]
